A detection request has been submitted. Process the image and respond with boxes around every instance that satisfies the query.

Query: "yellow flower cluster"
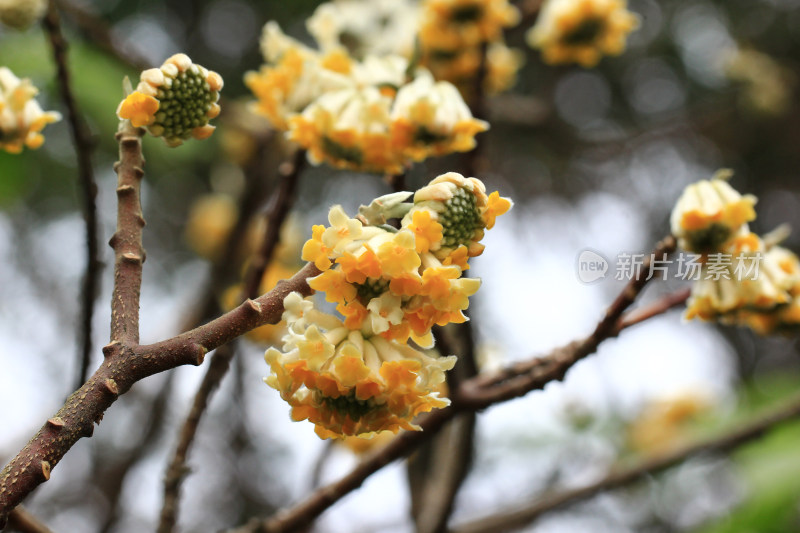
[244,22,488,174]
[0,0,46,30]
[266,172,512,438]
[307,0,421,61]
[116,53,222,147]
[0,67,60,153]
[419,0,524,95]
[266,293,456,439]
[670,169,757,254]
[672,172,800,334]
[726,48,793,117]
[527,0,639,67]
[627,392,711,455]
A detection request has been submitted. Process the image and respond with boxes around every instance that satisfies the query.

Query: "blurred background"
[1,0,800,531]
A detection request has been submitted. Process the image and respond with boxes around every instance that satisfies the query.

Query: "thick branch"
[451,392,800,533]
[229,238,678,533]
[109,121,146,344]
[0,262,320,526]
[43,0,102,389]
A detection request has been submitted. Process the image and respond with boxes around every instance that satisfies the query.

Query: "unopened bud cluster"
[116,54,222,147]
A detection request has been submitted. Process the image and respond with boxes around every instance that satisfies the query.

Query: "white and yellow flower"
[391,72,488,163]
[527,0,639,67]
[307,0,421,60]
[265,294,456,439]
[0,0,46,29]
[287,86,402,173]
[670,170,757,254]
[0,67,61,153]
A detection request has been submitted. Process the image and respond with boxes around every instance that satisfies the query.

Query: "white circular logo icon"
[576,249,608,284]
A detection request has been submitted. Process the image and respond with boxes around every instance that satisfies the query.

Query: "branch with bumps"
[0,121,320,528]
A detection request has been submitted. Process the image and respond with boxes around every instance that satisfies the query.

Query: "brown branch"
[5,508,52,533]
[42,0,102,390]
[460,236,677,407]
[158,343,236,533]
[515,0,543,26]
[241,149,306,300]
[95,373,175,533]
[0,122,321,526]
[109,121,146,345]
[157,150,307,533]
[54,0,150,70]
[99,133,276,533]
[614,287,691,334]
[0,262,319,527]
[450,391,800,533]
[228,237,678,533]
[385,173,407,194]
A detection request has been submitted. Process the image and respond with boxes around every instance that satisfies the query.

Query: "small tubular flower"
[265,295,456,439]
[0,67,61,153]
[670,171,757,253]
[407,209,444,254]
[527,0,640,67]
[117,53,222,146]
[391,72,489,162]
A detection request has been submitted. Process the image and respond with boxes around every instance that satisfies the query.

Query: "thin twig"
[179,130,277,334]
[459,236,677,408]
[42,0,101,390]
[309,441,335,490]
[515,0,544,26]
[5,507,52,533]
[100,133,276,532]
[385,173,407,194]
[227,237,677,533]
[450,391,800,533]
[158,344,236,533]
[54,0,150,70]
[241,149,306,300]
[614,288,691,334]
[156,150,307,533]
[96,373,175,533]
